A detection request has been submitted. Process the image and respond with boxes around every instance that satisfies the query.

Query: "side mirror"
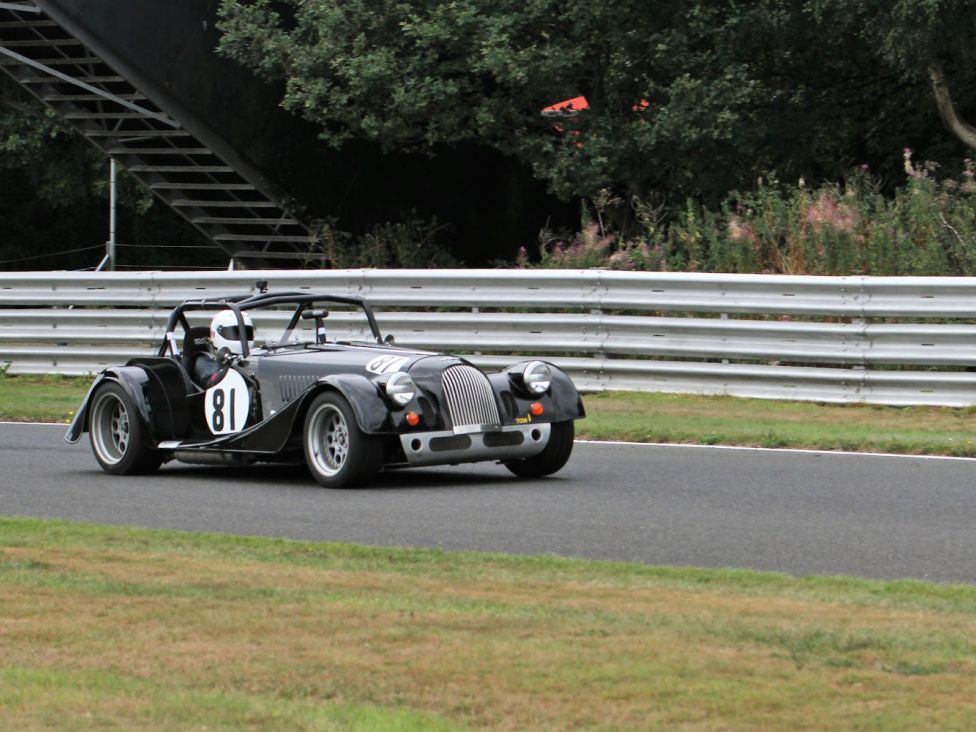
[384,334,396,345]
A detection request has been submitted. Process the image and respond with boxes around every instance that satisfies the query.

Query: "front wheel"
[303,392,382,488]
[505,420,575,478]
[88,382,162,475]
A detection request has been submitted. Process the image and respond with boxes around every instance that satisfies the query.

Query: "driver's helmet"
[210,310,254,355]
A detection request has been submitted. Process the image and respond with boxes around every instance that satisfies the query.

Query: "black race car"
[65,287,585,487]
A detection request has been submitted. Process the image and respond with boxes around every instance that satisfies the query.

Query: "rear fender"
[63,360,190,445]
[64,367,154,444]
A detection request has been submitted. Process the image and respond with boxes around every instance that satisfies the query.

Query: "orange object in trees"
[541,95,650,150]
[540,95,590,118]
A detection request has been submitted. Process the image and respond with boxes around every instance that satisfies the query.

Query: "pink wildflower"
[805,191,857,233]
[727,216,758,244]
[608,249,634,270]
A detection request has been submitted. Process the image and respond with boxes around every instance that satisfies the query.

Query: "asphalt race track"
[2,422,975,584]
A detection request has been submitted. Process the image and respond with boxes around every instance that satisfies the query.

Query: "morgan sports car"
[65,287,585,488]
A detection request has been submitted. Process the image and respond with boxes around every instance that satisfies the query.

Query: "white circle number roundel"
[205,369,250,435]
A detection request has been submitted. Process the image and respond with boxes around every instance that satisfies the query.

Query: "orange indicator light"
[406,411,420,427]
[530,402,544,416]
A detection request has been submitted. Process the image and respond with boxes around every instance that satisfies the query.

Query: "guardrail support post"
[106,157,117,271]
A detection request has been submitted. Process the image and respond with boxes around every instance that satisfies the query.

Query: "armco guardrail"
[2,269,976,405]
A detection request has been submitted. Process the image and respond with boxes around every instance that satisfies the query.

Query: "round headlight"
[522,360,551,395]
[385,372,417,406]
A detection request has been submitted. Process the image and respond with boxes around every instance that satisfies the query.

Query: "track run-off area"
[2,422,974,584]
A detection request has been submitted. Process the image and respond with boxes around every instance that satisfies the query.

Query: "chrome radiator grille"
[441,365,501,432]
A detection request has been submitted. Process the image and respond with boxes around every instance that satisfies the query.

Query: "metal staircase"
[0,1,321,268]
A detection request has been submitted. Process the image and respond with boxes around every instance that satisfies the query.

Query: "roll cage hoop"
[157,291,384,359]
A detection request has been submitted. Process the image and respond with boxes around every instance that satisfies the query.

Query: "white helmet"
[210,310,254,356]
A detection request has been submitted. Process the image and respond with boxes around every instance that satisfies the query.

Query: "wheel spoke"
[308,403,351,477]
[112,404,130,452]
[91,390,131,466]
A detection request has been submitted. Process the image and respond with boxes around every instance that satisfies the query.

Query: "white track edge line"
[1,421,67,427]
[575,439,976,463]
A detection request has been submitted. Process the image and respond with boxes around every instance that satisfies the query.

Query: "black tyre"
[505,420,575,478]
[303,392,383,488]
[88,382,162,475]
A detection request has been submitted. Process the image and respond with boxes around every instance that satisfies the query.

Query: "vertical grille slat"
[441,365,500,432]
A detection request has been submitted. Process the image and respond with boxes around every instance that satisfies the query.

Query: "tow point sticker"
[366,355,410,374]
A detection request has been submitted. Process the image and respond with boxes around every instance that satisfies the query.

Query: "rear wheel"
[505,420,575,478]
[88,382,162,475]
[303,392,382,488]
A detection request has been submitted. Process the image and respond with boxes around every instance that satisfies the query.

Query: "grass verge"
[579,390,976,456]
[2,517,976,730]
[0,374,89,424]
[7,373,976,457]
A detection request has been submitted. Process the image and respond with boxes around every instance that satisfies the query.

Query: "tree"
[812,0,976,154]
[216,0,781,202]
[217,0,966,207]
[0,74,107,207]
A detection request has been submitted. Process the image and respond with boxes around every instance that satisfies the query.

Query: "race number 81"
[205,369,250,435]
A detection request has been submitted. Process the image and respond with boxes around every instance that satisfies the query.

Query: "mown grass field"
[1,518,975,730]
[6,373,976,456]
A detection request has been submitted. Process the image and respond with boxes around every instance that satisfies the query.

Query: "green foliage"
[814,0,976,78]
[0,76,158,211]
[4,1,976,269]
[216,0,976,207]
[527,159,976,276]
[0,76,104,206]
[317,214,459,268]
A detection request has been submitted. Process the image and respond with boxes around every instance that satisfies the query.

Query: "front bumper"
[398,423,551,467]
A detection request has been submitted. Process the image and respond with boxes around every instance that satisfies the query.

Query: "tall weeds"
[315,213,458,269]
[530,156,976,276]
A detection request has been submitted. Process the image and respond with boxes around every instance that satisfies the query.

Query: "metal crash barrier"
[2,269,976,406]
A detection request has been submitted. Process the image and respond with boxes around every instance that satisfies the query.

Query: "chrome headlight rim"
[384,371,417,407]
[522,360,552,395]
